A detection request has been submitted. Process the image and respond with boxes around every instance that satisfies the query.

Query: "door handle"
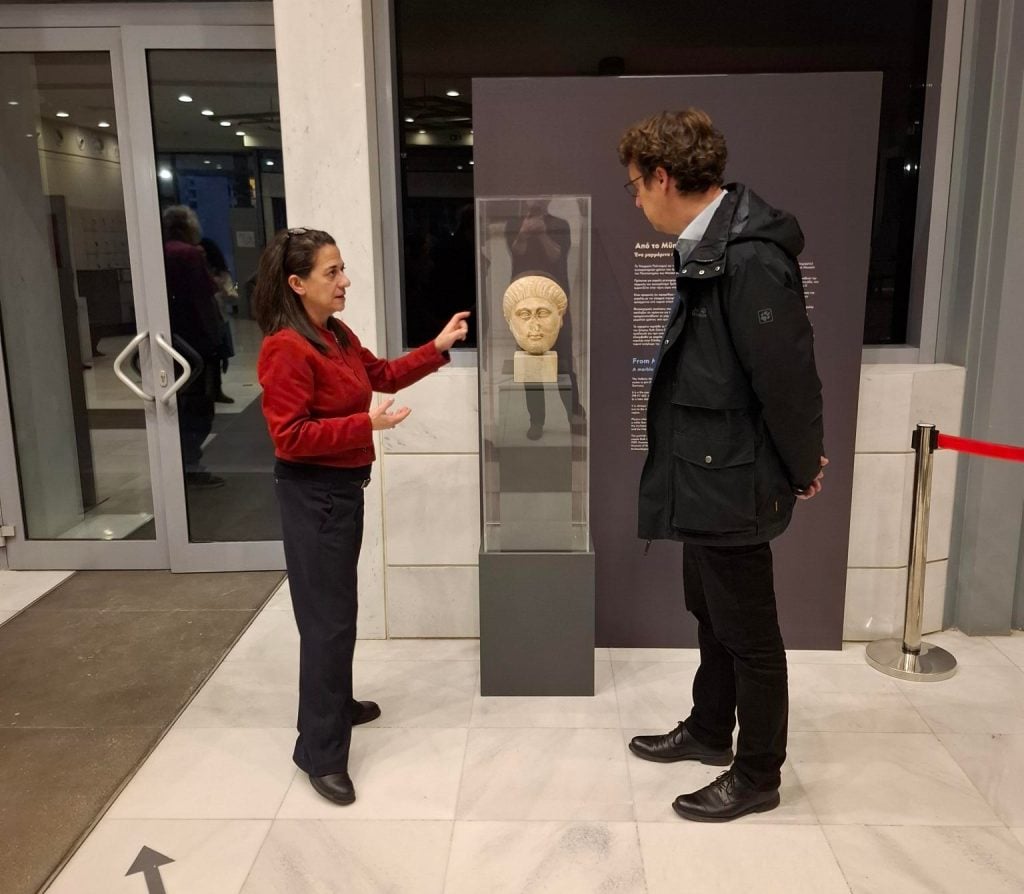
[154,332,193,404]
[112,330,154,402]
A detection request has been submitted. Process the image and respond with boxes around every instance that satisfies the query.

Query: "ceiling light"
[266,160,275,166]
[56,111,69,118]
[204,159,211,165]
[457,165,463,171]
[201,109,214,117]
[235,130,246,136]
[178,94,193,103]
[97,121,110,128]
[418,129,426,134]
[404,117,414,123]
[158,168,172,181]
[219,120,231,127]
[25,133,34,139]
[446,89,460,97]
[7,100,18,106]
[469,160,474,165]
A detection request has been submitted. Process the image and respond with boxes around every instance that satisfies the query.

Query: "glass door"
[122,25,284,571]
[0,30,168,569]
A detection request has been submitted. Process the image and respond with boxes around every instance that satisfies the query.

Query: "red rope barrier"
[937,433,1024,463]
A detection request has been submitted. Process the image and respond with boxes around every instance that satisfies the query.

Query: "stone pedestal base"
[514,350,558,383]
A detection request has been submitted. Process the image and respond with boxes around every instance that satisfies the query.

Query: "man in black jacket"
[618,110,827,821]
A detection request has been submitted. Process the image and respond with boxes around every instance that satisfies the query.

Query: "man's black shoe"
[672,770,780,822]
[629,722,733,765]
[308,771,356,805]
[350,699,381,726]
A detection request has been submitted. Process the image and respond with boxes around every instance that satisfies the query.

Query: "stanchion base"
[866,638,958,682]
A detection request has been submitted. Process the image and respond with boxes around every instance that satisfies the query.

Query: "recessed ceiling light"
[97,121,110,128]
[201,109,214,117]
[446,89,460,97]
[457,165,463,171]
[158,168,172,181]
[235,130,246,136]
[178,94,193,103]
[266,160,275,166]
[219,120,231,127]
[7,100,18,106]
[56,111,69,118]
[25,133,34,139]
[418,129,426,134]
[404,117,414,123]
[204,159,211,165]
[469,160,474,165]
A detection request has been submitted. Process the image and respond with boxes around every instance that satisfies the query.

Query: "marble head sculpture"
[501,275,568,355]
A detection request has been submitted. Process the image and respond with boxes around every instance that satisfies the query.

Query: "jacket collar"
[673,183,748,282]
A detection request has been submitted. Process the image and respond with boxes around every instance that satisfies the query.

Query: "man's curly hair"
[618,109,727,194]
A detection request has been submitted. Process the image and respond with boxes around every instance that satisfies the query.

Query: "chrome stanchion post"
[866,423,958,681]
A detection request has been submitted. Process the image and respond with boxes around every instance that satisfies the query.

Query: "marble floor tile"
[789,662,902,693]
[938,733,1024,825]
[0,569,73,611]
[896,665,1024,734]
[107,728,298,820]
[788,732,1001,826]
[47,818,270,894]
[789,691,929,733]
[786,643,867,664]
[0,610,14,628]
[823,825,1024,894]
[1012,828,1024,848]
[276,727,468,820]
[638,823,850,894]
[223,609,299,669]
[471,661,619,728]
[354,637,480,661]
[612,660,699,730]
[241,819,452,894]
[916,629,1014,665]
[457,728,634,821]
[989,632,1024,668]
[176,659,298,729]
[624,732,815,824]
[352,658,479,727]
[609,647,701,662]
[263,579,292,611]
[444,821,646,894]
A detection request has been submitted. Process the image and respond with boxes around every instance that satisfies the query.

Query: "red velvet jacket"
[257,322,448,467]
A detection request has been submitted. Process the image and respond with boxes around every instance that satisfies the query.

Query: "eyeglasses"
[624,174,644,197]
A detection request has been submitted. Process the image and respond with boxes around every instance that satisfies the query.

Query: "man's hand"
[434,311,471,353]
[796,456,829,501]
[369,397,411,431]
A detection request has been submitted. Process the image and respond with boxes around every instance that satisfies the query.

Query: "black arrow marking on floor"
[126,846,174,894]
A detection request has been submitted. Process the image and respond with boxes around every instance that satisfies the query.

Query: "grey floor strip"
[0,569,285,894]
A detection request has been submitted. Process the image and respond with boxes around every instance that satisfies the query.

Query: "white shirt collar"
[678,188,727,245]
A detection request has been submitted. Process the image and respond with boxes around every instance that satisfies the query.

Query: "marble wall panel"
[382,368,479,454]
[386,566,479,638]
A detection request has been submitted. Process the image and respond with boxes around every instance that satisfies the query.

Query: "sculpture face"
[502,275,567,355]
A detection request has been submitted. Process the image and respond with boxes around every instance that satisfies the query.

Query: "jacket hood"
[682,183,804,274]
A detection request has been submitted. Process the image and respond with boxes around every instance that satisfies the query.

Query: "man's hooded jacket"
[638,183,824,546]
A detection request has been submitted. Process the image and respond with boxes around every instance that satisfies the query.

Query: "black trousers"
[681,541,788,791]
[274,459,370,776]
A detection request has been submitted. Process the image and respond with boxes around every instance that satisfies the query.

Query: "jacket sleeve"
[258,336,373,457]
[349,328,450,393]
[725,247,824,491]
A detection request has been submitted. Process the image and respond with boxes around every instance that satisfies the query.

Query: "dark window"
[392,0,933,347]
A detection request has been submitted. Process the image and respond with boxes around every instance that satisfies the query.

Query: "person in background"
[618,109,827,821]
[199,236,237,405]
[161,205,225,489]
[254,226,469,806]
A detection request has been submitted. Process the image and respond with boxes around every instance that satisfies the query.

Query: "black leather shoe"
[350,700,381,725]
[672,770,780,822]
[308,771,356,805]
[629,722,733,765]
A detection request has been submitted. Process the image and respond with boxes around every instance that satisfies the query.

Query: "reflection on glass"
[147,49,285,543]
[477,195,590,553]
[0,51,155,540]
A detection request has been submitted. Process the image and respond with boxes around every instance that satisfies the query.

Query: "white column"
[274,0,386,636]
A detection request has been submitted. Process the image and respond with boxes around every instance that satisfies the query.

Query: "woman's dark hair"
[251,227,347,354]
[199,237,229,275]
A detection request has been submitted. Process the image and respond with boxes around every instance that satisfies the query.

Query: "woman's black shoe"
[350,700,381,725]
[308,771,356,805]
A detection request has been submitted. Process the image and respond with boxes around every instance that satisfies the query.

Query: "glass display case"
[476,195,590,553]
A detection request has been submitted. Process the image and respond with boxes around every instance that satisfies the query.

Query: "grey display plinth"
[479,544,595,696]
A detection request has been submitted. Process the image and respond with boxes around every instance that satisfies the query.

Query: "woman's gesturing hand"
[434,311,471,353]
[369,397,411,431]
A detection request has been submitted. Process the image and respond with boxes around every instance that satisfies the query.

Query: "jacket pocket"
[671,430,757,534]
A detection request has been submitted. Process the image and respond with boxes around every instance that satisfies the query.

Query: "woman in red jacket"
[253,227,469,805]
